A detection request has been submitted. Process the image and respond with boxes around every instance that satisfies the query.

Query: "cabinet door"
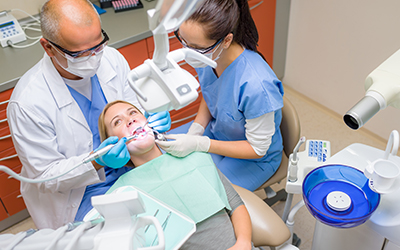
[0,200,8,221]
[0,165,22,198]
[0,109,8,133]
[169,92,203,130]
[249,0,276,67]
[2,189,26,216]
[117,39,149,69]
[0,88,12,110]
[0,86,26,220]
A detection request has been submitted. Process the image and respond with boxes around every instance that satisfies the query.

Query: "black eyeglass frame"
[47,29,109,58]
[174,29,224,54]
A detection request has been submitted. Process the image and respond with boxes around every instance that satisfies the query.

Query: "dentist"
[7,0,170,229]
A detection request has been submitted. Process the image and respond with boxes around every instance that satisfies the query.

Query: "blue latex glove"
[145,111,171,133]
[94,136,130,169]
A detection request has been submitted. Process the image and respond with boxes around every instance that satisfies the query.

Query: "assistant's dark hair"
[188,0,259,52]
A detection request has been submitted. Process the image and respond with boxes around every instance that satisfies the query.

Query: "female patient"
[98,100,260,250]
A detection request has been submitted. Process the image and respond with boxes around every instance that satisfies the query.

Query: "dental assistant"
[6,0,170,229]
[157,0,284,191]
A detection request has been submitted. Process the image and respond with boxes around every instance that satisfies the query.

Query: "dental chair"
[233,184,291,249]
[168,95,297,249]
[256,96,301,206]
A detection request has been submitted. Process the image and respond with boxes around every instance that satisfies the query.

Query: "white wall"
[283,0,400,140]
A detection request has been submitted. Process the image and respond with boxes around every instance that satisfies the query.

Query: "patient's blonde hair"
[98,100,142,142]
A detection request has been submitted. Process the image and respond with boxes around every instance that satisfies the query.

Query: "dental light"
[127,0,217,113]
[344,48,400,130]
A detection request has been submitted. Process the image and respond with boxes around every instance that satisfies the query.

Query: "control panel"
[286,139,331,194]
[0,12,26,47]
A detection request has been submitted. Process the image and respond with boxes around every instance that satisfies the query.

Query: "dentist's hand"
[145,111,171,133]
[156,134,210,157]
[94,136,130,169]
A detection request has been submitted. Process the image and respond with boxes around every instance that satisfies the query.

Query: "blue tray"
[302,164,380,228]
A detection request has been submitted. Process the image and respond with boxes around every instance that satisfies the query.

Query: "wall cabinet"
[0,88,26,230]
[250,0,276,67]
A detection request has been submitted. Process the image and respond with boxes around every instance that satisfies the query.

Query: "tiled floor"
[0,85,388,249]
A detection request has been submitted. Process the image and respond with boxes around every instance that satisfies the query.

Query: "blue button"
[318,156,322,162]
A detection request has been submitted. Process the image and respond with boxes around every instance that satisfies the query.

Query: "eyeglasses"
[47,29,109,59]
[174,29,224,54]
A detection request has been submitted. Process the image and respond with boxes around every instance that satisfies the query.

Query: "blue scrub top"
[67,75,131,221]
[197,49,284,165]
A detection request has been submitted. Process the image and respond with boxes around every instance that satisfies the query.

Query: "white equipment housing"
[127,0,217,113]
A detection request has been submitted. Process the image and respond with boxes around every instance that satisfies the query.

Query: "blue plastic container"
[302,164,380,228]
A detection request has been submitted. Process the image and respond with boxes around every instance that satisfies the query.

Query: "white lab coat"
[7,46,140,229]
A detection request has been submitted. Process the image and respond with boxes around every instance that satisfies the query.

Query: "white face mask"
[186,43,223,68]
[52,48,103,79]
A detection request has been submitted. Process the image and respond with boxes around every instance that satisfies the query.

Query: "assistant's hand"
[156,134,210,157]
[94,136,130,169]
[145,111,171,133]
[187,122,205,136]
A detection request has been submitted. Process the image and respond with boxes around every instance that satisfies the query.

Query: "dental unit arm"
[127,0,217,113]
[344,48,400,130]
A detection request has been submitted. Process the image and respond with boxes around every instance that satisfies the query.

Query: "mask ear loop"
[212,43,224,62]
[49,45,70,71]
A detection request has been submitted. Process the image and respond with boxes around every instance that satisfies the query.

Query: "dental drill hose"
[0,138,129,183]
[0,130,161,183]
[0,162,85,184]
